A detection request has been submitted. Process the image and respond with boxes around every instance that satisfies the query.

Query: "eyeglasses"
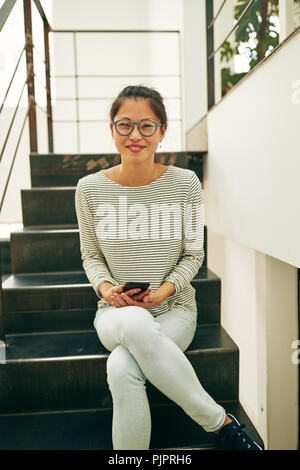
[112,118,162,137]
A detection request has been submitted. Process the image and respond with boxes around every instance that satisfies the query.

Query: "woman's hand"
[103,284,142,306]
[109,285,164,308]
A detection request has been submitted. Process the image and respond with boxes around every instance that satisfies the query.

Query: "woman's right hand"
[103,284,152,308]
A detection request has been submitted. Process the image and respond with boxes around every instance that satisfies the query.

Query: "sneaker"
[217,413,264,450]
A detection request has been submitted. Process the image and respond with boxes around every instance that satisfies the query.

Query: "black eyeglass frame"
[112,118,162,137]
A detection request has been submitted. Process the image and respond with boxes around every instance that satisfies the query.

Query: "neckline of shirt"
[100,165,172,189]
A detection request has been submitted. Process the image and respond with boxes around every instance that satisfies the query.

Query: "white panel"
[53,122,78,153]
[78,99,111,121]
[79,122,115,153]
[51,77,76,99]
[51,0,183,31]
[164,99,181,120]
[160,121,182,151]
[52,101,77,121]
[78,97,181,122]
[77,76,181,99]
[52,34,75,75]
[75,33,180,76]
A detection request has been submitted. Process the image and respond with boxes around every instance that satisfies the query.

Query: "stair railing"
[206,0,300,111]
[0,0,53,214]
[0,0,53,342]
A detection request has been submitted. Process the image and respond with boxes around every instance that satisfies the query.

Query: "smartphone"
[123,282,150,293]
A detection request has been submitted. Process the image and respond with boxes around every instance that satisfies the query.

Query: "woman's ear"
[160,124,167,142]
[110,122,114,137]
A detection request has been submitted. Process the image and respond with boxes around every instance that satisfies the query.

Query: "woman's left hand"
[111,286,164,308]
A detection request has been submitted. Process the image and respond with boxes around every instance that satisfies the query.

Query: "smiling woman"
[106,85,168,187]
[75,84,262,451]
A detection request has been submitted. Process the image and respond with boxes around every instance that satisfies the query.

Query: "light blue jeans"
[93,304,226,450]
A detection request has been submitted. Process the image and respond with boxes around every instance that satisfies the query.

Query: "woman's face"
[110,98,166,162]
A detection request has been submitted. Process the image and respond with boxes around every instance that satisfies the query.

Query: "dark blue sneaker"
[217,414,263,450]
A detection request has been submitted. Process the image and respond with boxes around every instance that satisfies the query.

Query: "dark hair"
[110,85,168,129]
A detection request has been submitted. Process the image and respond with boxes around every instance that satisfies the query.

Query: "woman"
[75,85,262,450]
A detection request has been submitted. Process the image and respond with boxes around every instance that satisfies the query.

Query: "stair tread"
[22,187,76,191]
[11,225,79,233]
[4,325,238,362]
[3,266,218,290]
[0,401,263,450]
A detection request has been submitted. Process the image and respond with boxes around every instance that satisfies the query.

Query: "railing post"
[44,21,54,152]
[23,0,38,153]
[206,0,215,110]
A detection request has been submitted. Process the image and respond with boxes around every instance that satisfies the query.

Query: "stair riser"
[0,351,238,414]
[193,278,220,325]
[21,189,76,226]
[0,401,264,451]
[3,276,220,334]
[10,227,207,274]
[22,186,208,230]
[4,309,96,335]
[10,231,82,274]
[3,286,97,314]
[29,152,204,188]
[0,406,218,450]
[0,241,11,275]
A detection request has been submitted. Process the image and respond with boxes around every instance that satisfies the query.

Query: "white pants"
[94,304,226,450]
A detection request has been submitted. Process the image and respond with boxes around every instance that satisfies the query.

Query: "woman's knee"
[117,306,156,338]
[106,345,146,389]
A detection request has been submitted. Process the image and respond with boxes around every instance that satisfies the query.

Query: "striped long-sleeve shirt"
[75,165,205,317]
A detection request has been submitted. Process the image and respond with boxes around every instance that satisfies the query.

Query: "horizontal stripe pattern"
[75,165,204,316]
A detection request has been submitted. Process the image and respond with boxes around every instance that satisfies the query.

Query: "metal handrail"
[0,76,28,164]
[32,0,50,27]
[51,29,180,33]
[208,0,256,60]
[0,0,17,31]
[207,0,227,30]
[0,45,25,115]
[0,105,30,213]
[0,0,54,216]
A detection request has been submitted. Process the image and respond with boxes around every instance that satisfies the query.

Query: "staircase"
[0,152,264,450]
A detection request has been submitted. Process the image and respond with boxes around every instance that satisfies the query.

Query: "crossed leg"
[94,305,226,450]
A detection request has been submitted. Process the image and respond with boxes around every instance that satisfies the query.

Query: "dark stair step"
[0,240,11,275]
[21,187,77,226]
[2,266,219,334]
[0,401,264,450]
[29,152,205,187]
[9,225,207,274]
[0,325,239,414]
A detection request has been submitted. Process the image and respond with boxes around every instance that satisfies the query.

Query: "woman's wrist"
[156,281,176,303]
[98,281,114,298]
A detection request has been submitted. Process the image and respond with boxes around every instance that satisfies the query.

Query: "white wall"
[205,30,300,269]
[183,0,207,131]
[51,0,185,153]
[203,30,300,449]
